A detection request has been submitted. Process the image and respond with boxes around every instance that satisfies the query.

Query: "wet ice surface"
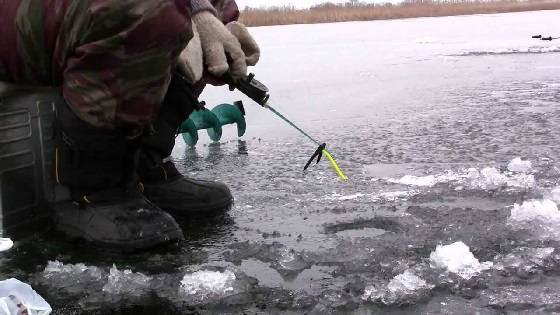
[1,10,560,314]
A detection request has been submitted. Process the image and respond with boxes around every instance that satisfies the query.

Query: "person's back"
[0,0,192,128]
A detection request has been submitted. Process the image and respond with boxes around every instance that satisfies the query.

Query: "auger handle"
[224,73,270,106]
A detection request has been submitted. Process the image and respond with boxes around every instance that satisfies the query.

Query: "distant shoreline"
[238,0,560,27]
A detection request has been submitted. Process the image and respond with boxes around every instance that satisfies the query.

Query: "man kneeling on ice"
[0,0,259,249]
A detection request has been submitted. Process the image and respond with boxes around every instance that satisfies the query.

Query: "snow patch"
[429,242,493,279]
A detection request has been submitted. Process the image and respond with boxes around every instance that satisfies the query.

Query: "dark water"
[1,10,560,314]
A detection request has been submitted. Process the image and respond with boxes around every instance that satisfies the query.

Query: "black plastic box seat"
[0,83,59,237]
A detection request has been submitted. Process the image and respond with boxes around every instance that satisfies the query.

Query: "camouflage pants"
[0,0,193,129]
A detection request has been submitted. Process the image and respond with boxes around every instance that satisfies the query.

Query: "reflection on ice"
[429,242,492,280]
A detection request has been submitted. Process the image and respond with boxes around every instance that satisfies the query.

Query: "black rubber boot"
[52,103,183,250]
[138,72,233,217]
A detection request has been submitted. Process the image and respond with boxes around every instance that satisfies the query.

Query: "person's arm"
[61,0,193,129]
[177,0,244,87]
[190,0,259,95]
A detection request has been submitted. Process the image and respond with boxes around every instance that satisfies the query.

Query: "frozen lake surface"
[2,10,560,314]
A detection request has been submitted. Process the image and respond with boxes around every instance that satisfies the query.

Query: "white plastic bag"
[0,279,51,315]
[0,239,13,252]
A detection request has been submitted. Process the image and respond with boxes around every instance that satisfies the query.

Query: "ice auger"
[177,73,348,180]
[178,101,246,147]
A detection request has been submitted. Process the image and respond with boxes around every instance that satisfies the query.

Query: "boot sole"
[55,222,184,251]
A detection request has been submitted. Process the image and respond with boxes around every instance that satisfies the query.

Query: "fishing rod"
[532,35,559,41]
[225,73,348,181]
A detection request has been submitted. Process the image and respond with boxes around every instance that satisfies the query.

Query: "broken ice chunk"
[507,157,532,173]
[510,199,560,223]
[508,199,560,239]
[179,270,236,301]
[102,265,152,295]
[362,270,433,305]
[429,242,492,279]
[387,270,430,293]
[551,187,560,204]
[389,175,437,187]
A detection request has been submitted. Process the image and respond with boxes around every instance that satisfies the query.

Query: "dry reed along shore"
[239,0,560,26]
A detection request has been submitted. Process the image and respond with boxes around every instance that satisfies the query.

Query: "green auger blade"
[179,109,221,147]
[178,102,247,147]
[207,102,246,141]
[178,118,199,147]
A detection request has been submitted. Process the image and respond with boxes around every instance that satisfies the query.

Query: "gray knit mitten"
[177,24,203,84]
[176,0,215,84]
[225,21,260,66]
[192,11,247,79]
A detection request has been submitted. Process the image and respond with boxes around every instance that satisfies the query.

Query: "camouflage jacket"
[0,0,239,128]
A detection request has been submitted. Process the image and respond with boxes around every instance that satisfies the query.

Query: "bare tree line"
[239,0,560,26]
